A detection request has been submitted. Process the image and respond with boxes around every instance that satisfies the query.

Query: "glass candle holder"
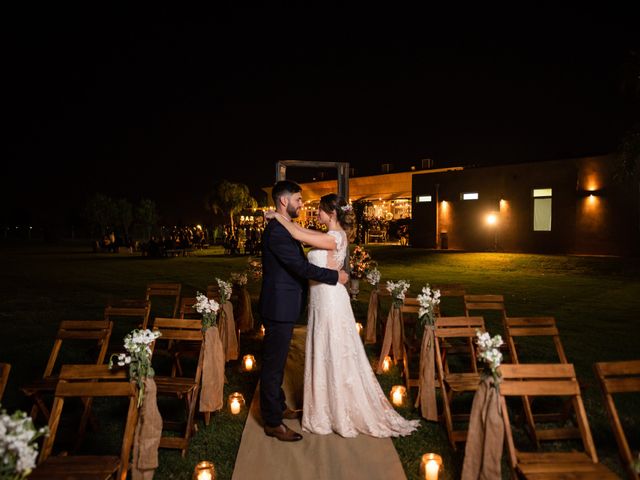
[390,385,407,407]
[242,354,256,372]
[356,322,363,336]
[193,460,216,480]
[420,453,443,480]
[228,392,245,415]
[382,355,392,373]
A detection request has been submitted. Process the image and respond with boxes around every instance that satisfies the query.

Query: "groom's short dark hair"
[272,180,302,205]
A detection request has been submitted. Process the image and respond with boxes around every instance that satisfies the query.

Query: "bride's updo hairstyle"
[319,193,355,236]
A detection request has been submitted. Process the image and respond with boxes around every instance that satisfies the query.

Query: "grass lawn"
[1,242,638,479]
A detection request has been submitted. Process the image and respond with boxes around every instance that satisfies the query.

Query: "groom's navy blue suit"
[259,220,338,428]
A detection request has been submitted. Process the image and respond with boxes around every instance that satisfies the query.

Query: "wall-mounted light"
[486,213,498,226]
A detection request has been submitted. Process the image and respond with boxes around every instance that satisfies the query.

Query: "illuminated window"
[416,195,432,203]
[532,188,552,231]
[461,192,479,200]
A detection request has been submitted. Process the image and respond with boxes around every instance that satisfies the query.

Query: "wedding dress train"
[302,230,419,438]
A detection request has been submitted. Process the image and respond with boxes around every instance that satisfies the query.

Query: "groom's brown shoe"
[282,408,302,420]
[264,424,303,442]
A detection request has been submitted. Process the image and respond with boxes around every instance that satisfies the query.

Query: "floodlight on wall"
[486,213,498,226]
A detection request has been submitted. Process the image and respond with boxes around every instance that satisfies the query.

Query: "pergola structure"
[275,160,350,203]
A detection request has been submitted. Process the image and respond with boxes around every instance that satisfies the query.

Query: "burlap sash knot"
[461,376,504,480]
[416,325,438,421]
[200,326,225,413]
[236,286,254,333]
[365,289,379,344]
[219,301,239,361]
[376,305,404,373]
[132,377,162,480]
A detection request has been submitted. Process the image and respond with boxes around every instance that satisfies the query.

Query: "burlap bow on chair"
[376,305,404,373]
[416,325,438,421]
[365,288,379,344]
[236,286,254,333]
[461,376,504,480]
[132,377,163,480]
[200,326,225,415]
[218,301,239,361]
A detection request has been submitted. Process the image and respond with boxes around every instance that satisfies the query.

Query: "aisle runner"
[232,327,407,480]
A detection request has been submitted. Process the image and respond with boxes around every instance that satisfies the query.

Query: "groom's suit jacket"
[259,220,338,323]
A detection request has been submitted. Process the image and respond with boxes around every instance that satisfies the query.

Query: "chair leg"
[441,386,457,451]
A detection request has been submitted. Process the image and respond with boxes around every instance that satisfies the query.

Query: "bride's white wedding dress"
[302,230,420,438]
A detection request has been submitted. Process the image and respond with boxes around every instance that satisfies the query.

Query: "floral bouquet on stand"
[417,284,441,329]
[194,292,220,331]
[349,246,375,280]
[109,328,161,407]
[386,280,410,307]
[0,407,48,479]
[230,272,248,287]
[366,268,381,287]
[216,278,233,305]
[475,330,504,385]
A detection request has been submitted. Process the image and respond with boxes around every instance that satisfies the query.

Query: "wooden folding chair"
[431,283,466,317]
[0,362,10,402]
[206,284,220,302]
[464,294,506,325]
[503,316,579,446]
[594,360,640,480]
[400,299,421,392]
[434,316,485,449]
[146,282,182,319]
[30,364,138,480]
[500,363,619,479]
[152,317,204,457]
[104,299,151,330]
[179,297,200,319]
[21,320,113,424]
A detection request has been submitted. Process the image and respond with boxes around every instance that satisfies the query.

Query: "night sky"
[3,5,638,228]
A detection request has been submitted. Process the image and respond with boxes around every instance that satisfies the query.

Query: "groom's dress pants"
[260,319,294,428]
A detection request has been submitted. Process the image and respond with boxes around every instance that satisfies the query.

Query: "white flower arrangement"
[109,328,161,407]
[230,272,248,286]
[417,284,441,327]
[476,330,504,383]
[386,280,410,307]
[193,291,220,330]
[0,407,48,479]
[366,268,381,286]
[216,278,233,304]
[340,204,353,212]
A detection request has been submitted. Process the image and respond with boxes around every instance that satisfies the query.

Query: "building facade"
[411,155,639,255]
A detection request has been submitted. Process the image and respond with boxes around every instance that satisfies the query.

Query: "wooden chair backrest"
[594,360,640,480]
[206,284,220,302]
[145,283,182,318]
[464,294,506,317]
[42,320,113,379]
[152,318,204,381]
[104,300,151,330]
[179,297,199,319]
[504,316,568,364]
[0,362,10,401]
[431,284,465,316]
[499,363,598,467]
[434,316,485,374]
[376,284,391,297]
[38,364,137,480]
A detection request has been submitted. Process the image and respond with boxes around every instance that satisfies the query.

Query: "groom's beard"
[286,203,300,219]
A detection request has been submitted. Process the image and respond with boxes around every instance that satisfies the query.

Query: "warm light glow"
[356,323,363,335]
[228,392,245,415]
[382,356,391,373]
[243,355,255,372]
[193,460,216,480]
[440,200,448,209]
[499,199,507,209]
[390,385,406,406]
[486,213,498,226]
[230,399,240,414]
[196,224,202,230]
[260,325,265,336]
[420,453,443,480]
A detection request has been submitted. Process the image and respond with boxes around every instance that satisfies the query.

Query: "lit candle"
[230,399,241,414]
[356,323,363,335]
[260,325,265,336]
[420,453,442,480]
[382,356,391,372]
[199,472,212,480]
[390,385,406,406]
[243,354,255,371]
[193,460,216,480]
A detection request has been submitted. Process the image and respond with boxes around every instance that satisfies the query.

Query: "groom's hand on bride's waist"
[338,270,349,285]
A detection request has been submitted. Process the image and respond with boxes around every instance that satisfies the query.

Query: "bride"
[267,193,419,438]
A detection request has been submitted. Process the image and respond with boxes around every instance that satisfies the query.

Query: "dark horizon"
[3,5,638,229]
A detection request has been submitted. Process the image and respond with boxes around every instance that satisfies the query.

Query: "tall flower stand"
[349,278,360,300]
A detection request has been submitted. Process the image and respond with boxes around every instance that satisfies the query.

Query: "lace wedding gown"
[302,230,420,438]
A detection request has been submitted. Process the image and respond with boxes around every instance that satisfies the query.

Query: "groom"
[259,180,348,442]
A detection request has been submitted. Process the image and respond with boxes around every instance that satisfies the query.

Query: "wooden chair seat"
[516,451,619,479]
[443,372,481,392]
[30,455,120,479]
[155,376,198,395]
